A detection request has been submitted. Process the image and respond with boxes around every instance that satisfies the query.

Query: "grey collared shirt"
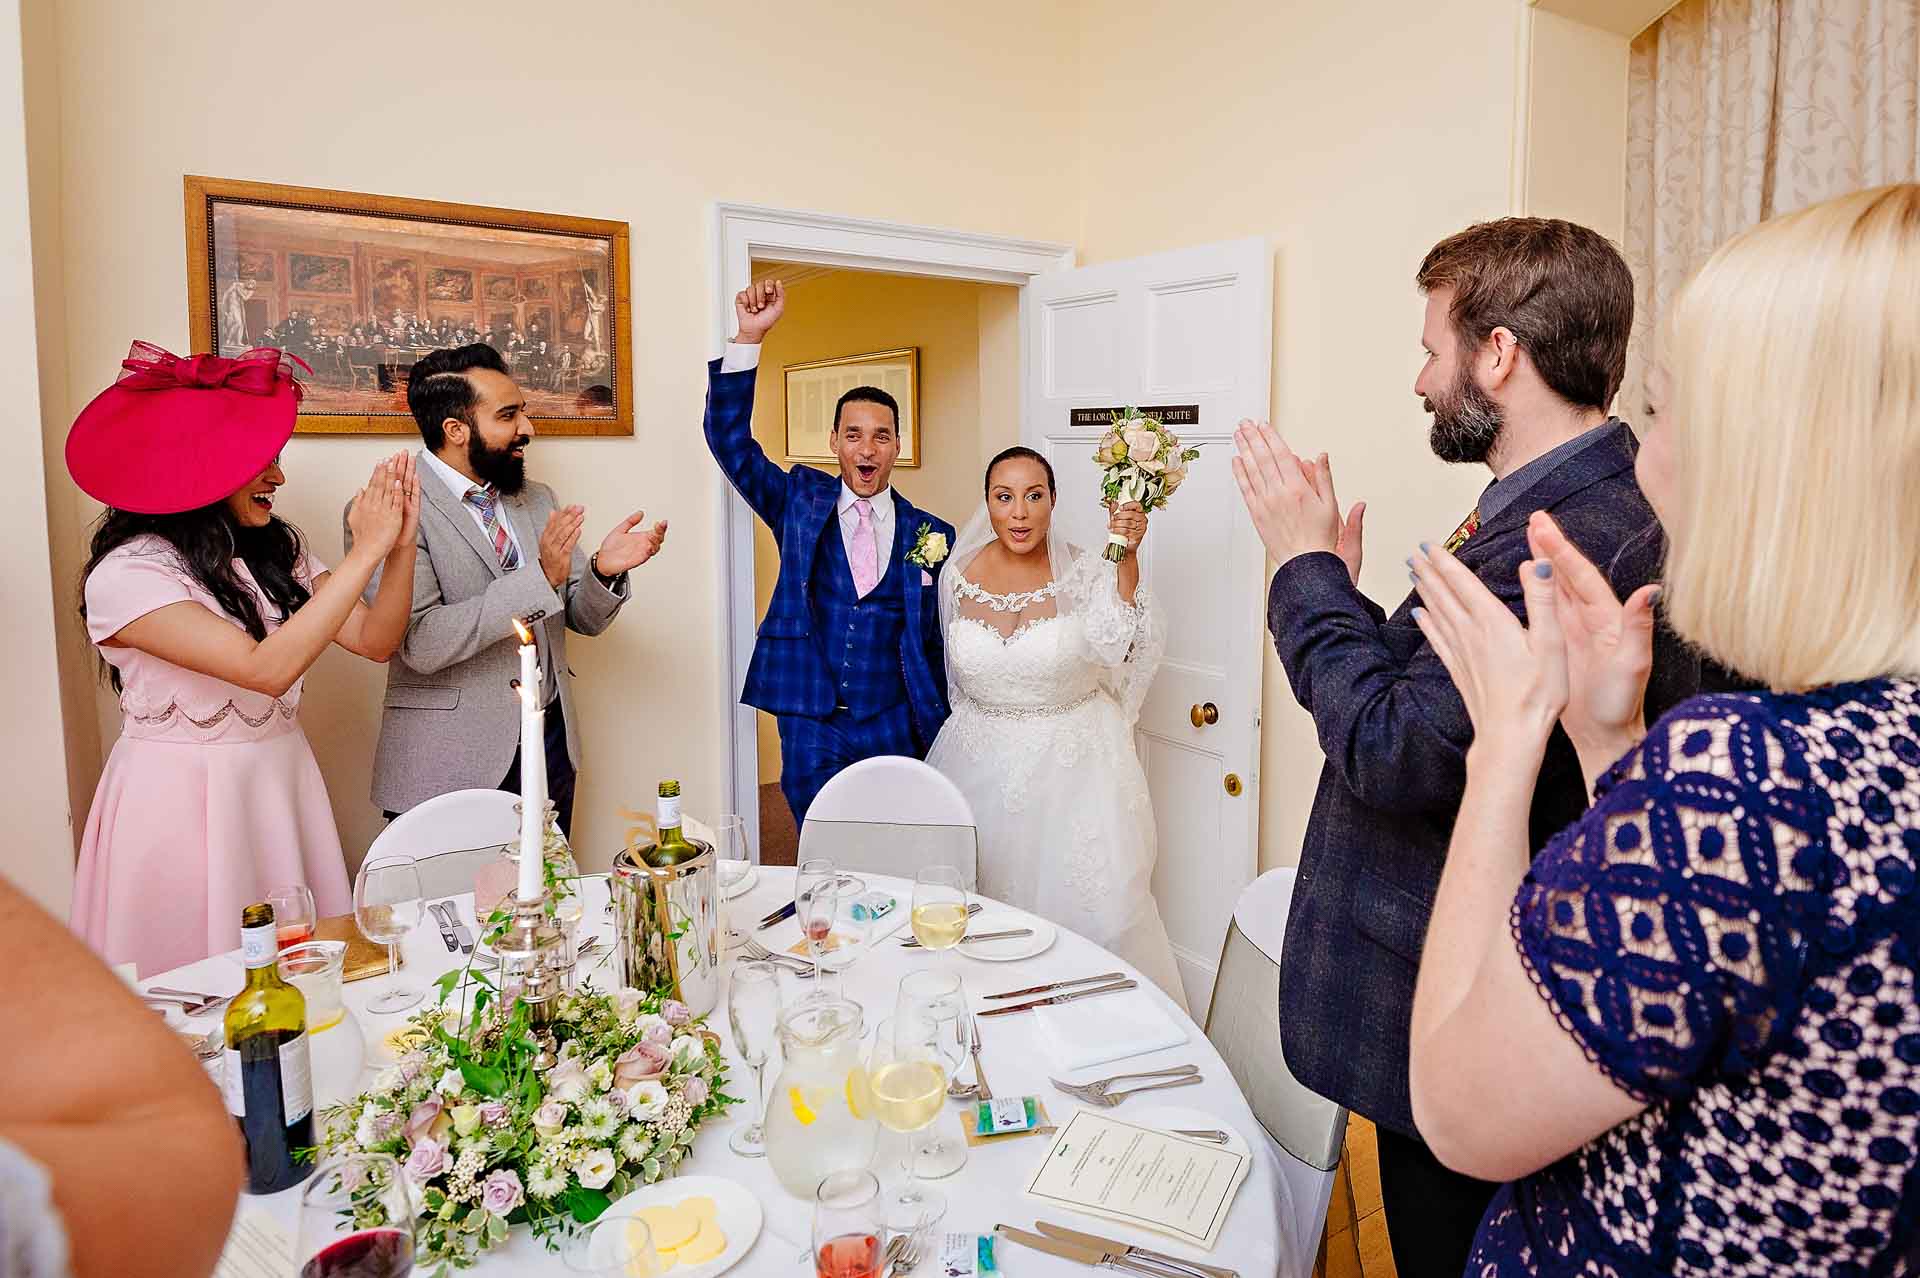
[1476,419,1622,526]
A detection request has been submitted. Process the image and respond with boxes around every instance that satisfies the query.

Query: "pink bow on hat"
[113,341,310,401]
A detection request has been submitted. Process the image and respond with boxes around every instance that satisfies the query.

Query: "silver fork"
[1051,1064,1202,1107]
[887,1227,925,1275]
[741,938,816,976]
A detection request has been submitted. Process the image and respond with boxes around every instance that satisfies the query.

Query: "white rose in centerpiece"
[574,1147,617,1190]
[1122,426,1161,463]
[625,1079,669,1122]
[669,1035,705,1070]
[533,1100,568,1140]
[450,1104,483,1138]
[546,1058,591,1104]
[612,987,646,1020]
[436,1068,466,1099]
[586,1059,614,1093]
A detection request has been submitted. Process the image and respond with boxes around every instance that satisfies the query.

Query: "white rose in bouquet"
[1122,425,1161,462]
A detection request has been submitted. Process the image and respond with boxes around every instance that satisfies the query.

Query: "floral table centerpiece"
[312,863,738,1273]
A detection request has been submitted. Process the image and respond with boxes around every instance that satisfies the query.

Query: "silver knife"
[995,1225,1167,1277]
[1036,1222,1240,1278]
[426,902,459,953]
[987,971,1127,1000]
[900,927,1032,949]
[440,901,475,953]
[977,978,1135,1017]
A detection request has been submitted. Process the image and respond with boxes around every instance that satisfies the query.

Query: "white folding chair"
[365,788,522,900]
[1204,867,1350,1269]
[799,756,979,885]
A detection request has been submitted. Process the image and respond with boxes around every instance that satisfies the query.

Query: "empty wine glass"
[295,1153,415,1278]
[714,814,751,951]
[896,970,969,1178]
[267,882,318,951]
[868,1014,948,1233]
[909,867,969,951]
[812,1169,886,1278]
[727,961,782,1156]
[354,854,424,1015]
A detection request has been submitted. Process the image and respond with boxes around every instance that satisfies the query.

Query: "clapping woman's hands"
[1526,511,1658,767]
[346,454,409,559]
[1409,541,1568,762]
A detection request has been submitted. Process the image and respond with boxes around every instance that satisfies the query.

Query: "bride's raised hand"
[1106,501,1149,554]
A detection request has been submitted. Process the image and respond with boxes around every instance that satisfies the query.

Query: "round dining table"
[153,866,1302,1276]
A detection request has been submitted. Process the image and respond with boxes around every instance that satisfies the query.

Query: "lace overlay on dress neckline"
[954,575,1058,611]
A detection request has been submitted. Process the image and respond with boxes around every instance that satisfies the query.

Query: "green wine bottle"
[642,779,701,867]
[222,903,315,1194]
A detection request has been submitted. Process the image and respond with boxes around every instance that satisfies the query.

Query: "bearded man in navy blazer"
[1233,220,1701,1278]
[704,280,953,824]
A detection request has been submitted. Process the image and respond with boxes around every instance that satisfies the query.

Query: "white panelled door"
[1024,238,1273,1014]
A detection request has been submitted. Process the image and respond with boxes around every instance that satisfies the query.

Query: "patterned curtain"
[1621,0,1920,419]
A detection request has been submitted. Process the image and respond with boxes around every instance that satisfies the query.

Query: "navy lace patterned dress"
[1468,679,1920,1276]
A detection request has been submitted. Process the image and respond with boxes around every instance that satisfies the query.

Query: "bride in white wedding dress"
[925,447,1187,1010]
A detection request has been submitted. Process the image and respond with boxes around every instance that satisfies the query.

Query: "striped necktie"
[464,484,521,570]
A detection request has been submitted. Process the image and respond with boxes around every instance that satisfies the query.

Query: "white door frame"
[709,203,1075,857]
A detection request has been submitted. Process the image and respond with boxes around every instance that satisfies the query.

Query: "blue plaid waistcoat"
[812,523,910,720]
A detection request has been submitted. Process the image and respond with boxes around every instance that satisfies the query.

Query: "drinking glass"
[896,970,969,1178]
[727,961,783,1156]
[354,854,425,1015]
[714,814,751,951]
[561,1208,660,1277]
[268,882,318,951]
[796,873,842,987]
[909,867,969,951]
[868,1015,948,1232]
[812,1169,886,1278]
[295,1153,416,1278]
[800,853,864,898]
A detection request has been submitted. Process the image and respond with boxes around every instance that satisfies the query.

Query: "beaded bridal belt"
[956,688,1098,720]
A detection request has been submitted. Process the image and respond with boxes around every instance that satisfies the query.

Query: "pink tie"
[850,498,879,597]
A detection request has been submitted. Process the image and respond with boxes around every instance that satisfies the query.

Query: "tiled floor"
[1317,1115,1397,1278]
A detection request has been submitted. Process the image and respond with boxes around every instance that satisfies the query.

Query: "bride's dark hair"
[983,445,1056,498]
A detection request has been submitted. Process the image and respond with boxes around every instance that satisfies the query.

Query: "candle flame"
[511,617,533,645]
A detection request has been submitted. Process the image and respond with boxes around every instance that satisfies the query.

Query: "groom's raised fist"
[733,280,786,343]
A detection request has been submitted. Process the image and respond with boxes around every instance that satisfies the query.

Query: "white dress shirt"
[723,342,897,594]
[421,448,525,564]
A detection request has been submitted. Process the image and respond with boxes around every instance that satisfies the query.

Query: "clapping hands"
[346,452,419,559]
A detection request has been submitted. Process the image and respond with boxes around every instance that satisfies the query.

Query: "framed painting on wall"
[783,347,919,467]
[184,175,633,435]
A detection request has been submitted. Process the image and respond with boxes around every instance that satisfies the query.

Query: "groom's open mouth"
[855,464,878,484]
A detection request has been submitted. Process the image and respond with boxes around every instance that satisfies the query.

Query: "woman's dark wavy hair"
[80,503,312,692]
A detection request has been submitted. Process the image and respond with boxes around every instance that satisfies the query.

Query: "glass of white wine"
[895,970,969,1178]
[354,854,424,1015]
[910,867,969,951]
[868,1014,949,1233]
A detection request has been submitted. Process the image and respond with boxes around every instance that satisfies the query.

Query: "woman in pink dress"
[64,343,422,975]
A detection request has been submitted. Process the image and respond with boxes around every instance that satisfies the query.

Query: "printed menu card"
[1024,1109,1249,1249]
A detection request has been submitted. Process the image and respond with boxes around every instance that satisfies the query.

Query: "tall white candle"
[512,620,546,903]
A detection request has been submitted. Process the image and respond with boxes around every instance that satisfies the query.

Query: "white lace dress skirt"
[926,612,1188,1012]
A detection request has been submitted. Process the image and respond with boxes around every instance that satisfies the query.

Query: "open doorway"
[742,261,1023,863]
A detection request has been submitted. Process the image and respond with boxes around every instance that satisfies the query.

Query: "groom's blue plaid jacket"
[703,359,952,749]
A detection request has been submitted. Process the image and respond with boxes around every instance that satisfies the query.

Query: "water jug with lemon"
[764,995,877,1197]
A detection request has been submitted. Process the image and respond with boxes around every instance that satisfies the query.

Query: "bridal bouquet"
[1093,408,1201,562]
[313,976,736,1272]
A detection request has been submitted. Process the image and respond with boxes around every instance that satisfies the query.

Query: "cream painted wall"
[746,270,1020,783]
[29,0,1080,879]
[1524,7,1631,241]
[1074,0,1523,872]
[1,0,76,914]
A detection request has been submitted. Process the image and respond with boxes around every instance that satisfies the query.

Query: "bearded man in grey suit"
[347,344,668,834]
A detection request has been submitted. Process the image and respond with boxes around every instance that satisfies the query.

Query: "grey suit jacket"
[344,451,628,813]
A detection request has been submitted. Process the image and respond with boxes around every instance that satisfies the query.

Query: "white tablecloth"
[156,868,1300,1276]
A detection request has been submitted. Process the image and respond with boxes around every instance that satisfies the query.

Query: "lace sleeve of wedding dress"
[1059,546,1166,725]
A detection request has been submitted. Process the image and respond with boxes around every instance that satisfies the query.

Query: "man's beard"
[1425,366,1504,465]
[468,429,528,494]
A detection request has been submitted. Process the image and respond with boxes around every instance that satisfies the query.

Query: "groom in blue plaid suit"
[705,280,954,823]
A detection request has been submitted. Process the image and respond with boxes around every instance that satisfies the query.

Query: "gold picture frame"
[782,347,919,467]
[185,175,632,436]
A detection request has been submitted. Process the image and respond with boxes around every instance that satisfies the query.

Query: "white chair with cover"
[1204,867,1350,1269]
[364,787,523,900]
[797,756,979,886]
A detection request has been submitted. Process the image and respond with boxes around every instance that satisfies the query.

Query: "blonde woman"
[1401,183,1920,1275]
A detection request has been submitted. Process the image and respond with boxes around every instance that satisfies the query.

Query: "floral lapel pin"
[906,522,949,572]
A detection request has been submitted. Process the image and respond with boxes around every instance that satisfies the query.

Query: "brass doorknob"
[1224,772,1243,797]
[1190,702,1220,728]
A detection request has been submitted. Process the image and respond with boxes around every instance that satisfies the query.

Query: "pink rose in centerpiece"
[613,1041,669,1087]
[683,1076,710,1106]
[532,1100,568,1139]
[478,1100,511,1128]
[404,1099,452,1146]
[480,1169,525,1216]
[661,999,691,1027]
[637,1014,673,1046]
[403,1138,447,1184]
[1122,426,1161,463]
[546,1058,591,1104]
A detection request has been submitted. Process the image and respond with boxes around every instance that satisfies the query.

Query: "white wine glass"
[895,970,969,1178]
[714,814,751,951]
[910,867,969,951]
[727,961,782,1157]
[354,854,424,1015]
[868,1014,948,1233]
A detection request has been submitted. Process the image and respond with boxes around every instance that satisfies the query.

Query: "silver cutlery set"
[998,1222,1241,1278]
[426,900,474,953]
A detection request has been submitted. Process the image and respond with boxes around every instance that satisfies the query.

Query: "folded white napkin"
[1035,987,1190,1072]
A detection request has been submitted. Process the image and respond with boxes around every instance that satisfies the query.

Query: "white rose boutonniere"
[906,523,949,571]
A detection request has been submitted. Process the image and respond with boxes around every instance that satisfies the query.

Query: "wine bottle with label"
[223,902,315,1194]
[641,779,701,867]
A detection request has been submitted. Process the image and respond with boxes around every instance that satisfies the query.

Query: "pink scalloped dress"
[71,536,351,976]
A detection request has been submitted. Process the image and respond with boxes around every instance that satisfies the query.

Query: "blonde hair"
[1662,184,1920,691]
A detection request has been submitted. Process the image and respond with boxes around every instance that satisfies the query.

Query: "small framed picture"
[783,347,919,467]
